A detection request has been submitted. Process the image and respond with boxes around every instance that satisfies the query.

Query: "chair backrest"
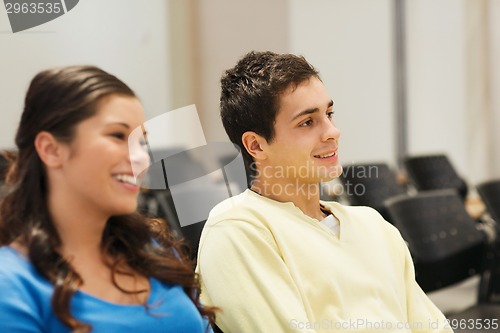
[476,179,500,224]
[0,153,10,199]
[474,179,500,303]
[212,324,224,333]
[140,145,236,260]
[140,146,194,190]
[0,154,8,178]
[384,189,487,292]
[142,183,231,260]
[478,225,500,303]
[404,154,468,199]
[339,163,406,221]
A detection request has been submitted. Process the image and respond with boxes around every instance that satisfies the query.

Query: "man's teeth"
[114,174,137,185]
[315,152,335,158]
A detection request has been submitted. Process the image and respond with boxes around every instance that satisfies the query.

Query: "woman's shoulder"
[0,245,30,276]
[0,246,55,319]
[0,247,54,331]
[0,245,52,293]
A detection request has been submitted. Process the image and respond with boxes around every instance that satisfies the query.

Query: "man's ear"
[242,131,268,161]
[34,131,67,168]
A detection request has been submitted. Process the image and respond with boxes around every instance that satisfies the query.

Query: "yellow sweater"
[196,190,453,333]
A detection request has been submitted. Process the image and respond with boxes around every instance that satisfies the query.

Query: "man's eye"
[299,119,313,127]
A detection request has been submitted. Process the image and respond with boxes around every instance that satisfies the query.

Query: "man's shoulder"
[322,201,401,235]
[321,200,382,218]
[208,190,251,219]
[208,192,386,222]
[205,189,301,229]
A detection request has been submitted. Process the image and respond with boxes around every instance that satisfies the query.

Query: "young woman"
[0,66,215,332]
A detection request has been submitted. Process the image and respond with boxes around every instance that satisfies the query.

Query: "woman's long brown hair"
[0,66,215,332]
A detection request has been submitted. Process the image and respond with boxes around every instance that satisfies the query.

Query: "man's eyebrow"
[291,100,334,122]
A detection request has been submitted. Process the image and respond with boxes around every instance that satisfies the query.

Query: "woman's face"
[56,94,150,217]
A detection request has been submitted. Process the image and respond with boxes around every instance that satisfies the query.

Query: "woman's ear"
[34,132,67,168]
[241,131,268,161]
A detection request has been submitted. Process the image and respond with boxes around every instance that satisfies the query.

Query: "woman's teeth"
[114,174,137,185]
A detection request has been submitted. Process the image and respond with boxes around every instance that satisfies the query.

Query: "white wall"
[288,0,396,167]
[490,0,500,179]
[406,0,497,184]
[2,0,497,182]
[288,0,497,183]
[406,0,468,176]
[194,0,289,142]
[0,0,171,149]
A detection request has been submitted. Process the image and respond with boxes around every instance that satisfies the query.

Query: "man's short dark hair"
[220,51,320,183]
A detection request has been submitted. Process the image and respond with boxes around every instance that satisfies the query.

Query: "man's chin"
[317,165,343,182]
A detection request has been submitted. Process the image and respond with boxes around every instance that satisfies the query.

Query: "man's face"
[260,77,342,186]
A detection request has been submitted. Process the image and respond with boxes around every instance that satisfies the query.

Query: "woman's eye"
[110,132,126,140]
[327,111,335,119]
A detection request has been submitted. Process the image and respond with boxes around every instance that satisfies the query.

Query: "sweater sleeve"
[402,243,454,333]
[0,271,45,333]
[197,219,316,333]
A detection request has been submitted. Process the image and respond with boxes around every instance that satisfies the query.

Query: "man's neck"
[250,178,326,221]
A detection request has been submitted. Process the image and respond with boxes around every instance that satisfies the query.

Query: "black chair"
[339,163,406,222]
[385,190,500,332]
[0,153,11,199]
[139,144,235,261]
[212,324,224,333]
[447,221,500,332]
[140,183,230,261]
[147,147,208,189]
[0,153,8,180]
[384,189,487,292]
[404,154,468,199]
[138,189,183,238]
[476,179,500,224]
[168,183,230,256]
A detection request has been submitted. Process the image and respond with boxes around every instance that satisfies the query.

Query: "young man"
[196,51,452,333]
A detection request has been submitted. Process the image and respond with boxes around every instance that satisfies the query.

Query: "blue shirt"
[0,246,212,333]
